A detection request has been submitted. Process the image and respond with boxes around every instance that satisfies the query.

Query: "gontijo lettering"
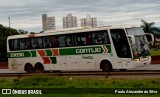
[76,48,101,54]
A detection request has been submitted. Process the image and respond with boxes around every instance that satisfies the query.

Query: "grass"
[0,76,160,97]
[1,76,160,88]
[151,49,160,56]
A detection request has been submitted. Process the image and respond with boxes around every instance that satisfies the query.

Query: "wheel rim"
[35,68,44,73]
[35,66,44,73]
[103,63,110,71]
[26,65,33,73]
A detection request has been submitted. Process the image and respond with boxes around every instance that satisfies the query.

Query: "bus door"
[110,29,132,69]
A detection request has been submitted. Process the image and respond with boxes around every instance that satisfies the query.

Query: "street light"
[8,17,11,35]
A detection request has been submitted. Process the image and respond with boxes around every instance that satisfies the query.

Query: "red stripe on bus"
[42,57,51,64]
[52,49,59,56]
[38,50,46,57]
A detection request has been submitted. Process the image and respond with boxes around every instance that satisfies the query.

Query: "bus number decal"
[10,53,24,58]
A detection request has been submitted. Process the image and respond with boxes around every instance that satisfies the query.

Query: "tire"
[34,63,44,73]
[101,62,112,72]
[25,64,33,73]
[119,69,126,71]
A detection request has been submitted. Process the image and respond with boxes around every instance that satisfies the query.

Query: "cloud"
[0,0,160,32]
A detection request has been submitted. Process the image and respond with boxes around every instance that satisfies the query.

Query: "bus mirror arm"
[144,33,154,44]
[126,35,136,45]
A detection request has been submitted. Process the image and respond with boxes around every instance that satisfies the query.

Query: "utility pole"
[8,17,11,35]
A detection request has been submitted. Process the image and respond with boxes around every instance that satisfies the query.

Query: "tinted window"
[59,36,66,47]
[75,33,85,46]
[8,30,110,51]
[31,37,42,49]
[19,38,30,50]
[9,40,14,51]
[110,29,131,58]
[92,31,110,45]
[66,35,74,46]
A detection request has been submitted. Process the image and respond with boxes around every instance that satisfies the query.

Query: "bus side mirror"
[126,35,135,45]
[145,33,154,45]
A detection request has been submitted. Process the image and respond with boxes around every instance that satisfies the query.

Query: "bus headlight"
[134,58,140,61]
[148,56,151,60]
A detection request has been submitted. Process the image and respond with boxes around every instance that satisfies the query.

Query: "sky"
[0,0,160,32]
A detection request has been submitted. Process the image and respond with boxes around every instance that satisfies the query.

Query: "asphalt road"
[0,64,160,74]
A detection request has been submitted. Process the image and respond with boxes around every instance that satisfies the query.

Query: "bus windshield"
[132,35,150,56]
[126,27,150,57]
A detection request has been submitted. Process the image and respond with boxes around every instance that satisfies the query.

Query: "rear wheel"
[25,64,33,73]
[34,63,44,73]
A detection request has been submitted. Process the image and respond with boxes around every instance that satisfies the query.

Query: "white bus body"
[7,26,152,73]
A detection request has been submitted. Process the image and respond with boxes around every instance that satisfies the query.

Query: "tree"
[30,32,35,34]
[141,19,160,36]
[141,19,160,48]
[0,24,19,61]
[18,29,28,34]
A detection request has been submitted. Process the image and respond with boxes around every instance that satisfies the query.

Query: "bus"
[7,26,154,73]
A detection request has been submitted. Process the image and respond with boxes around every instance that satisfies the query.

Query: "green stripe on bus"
[8,45,111,58]
[30,51,36,57]
[50,57,57,64]
[59,45,111,55]
[45,50,53,56]
[106,45,111,53]
[8,51,36,58]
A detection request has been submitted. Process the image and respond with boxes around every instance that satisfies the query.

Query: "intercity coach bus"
[7,26,154,73]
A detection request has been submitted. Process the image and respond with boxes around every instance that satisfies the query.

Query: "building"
[42,14,47,31]
[63,13,77,28]
[42,14,56,31]
[46,17,56,30]
[81,15,97,28]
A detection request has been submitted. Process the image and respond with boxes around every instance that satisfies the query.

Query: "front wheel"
[101,62,112,72]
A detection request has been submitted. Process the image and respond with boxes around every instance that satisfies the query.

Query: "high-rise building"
[42,14,56,31]
[81,15,97,28]
[46,17,56,30]
[42,14,47,31]
[63,13,77,28]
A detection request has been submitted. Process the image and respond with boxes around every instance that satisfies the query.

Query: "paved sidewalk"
[133,64,160,70]
[0,69,26,73]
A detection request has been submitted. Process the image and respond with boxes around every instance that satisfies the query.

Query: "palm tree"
[141,19,160,36]
[141,19,160,48]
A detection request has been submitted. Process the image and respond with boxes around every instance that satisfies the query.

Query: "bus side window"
[50,36,59,48]
[32,39,39,49]
[66,35,73,46]
[86,33,92,45]
[75,33,87,46]
[43,37,50,48]
[31,37,42,49]
[24,41,30,49]
[9,40,14,51]
[93,31,109,45]
[19,38,30,50]
[93,33,104,44]
[59,36,66,47]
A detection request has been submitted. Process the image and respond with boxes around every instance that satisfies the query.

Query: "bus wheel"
[120,69,126,71]
[34,63,44,73]
[101,61,112,72]
[25,63,33,73]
